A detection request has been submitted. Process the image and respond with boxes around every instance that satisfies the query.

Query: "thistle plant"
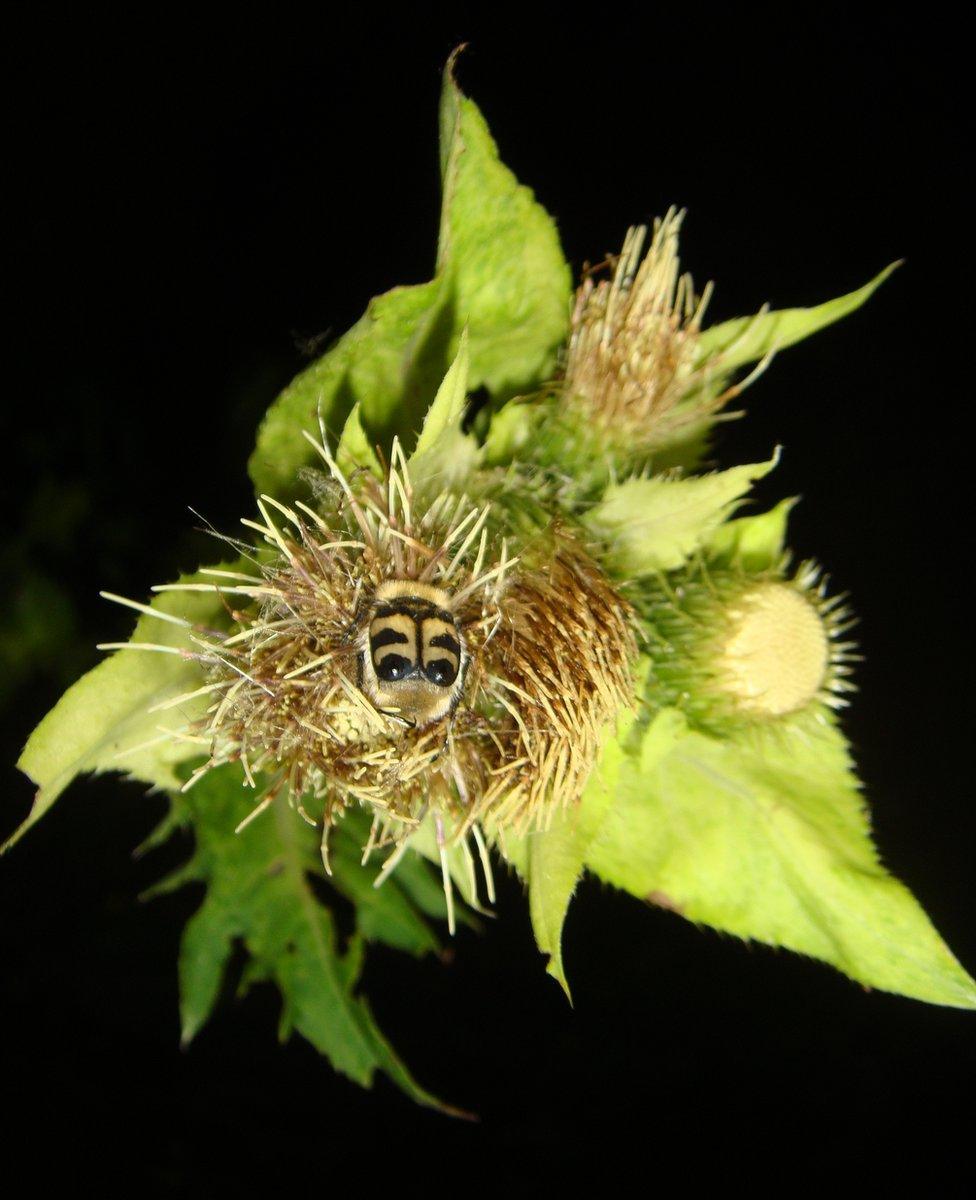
[7,57,974,1113]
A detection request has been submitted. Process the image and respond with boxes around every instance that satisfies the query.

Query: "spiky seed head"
[168,440,638,893]
[474,534,639,836]
[638,560,857,732]
[187,452,508,842]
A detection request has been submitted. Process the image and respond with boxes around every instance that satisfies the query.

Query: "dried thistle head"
[146,437,637,927]
[473,534,638,838]
[560,210,749,463]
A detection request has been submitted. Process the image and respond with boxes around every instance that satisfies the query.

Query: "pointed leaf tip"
[585,708,976,1009]
[252,65,570,495]
[6,566,241,852]
[175,767,460,1110]
[504,715,639,1000]
[587,453,779,576]
[696,261,901,374]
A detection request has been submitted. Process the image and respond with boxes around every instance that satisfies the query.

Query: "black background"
[4,8,973,1192]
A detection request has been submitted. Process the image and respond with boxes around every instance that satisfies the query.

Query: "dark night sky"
[3,8,973,1192]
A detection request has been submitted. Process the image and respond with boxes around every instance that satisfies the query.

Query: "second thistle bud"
[639,561,856,732]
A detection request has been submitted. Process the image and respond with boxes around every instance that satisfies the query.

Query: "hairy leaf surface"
[8,572,232,851]
[172,766,462,1110]
[249,62,569,498]
[585,708,976,1009]
[704,496,797,571]
[585,454,778,575]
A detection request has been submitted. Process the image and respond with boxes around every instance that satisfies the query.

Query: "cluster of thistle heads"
[122,213,853,928]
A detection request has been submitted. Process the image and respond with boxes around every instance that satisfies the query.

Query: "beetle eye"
[425,659,457,686]
[375,654,414,682]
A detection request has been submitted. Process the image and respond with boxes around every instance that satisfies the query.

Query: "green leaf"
[525,821,580,1001]
[437,57,571,399]
[249,59,570,498]
[695,262,900,374]
[327,817,441,958]
[585,707,976,1009]
[7,570,234,852]
[500,714,637,998]
[482,398,536,466]
[585,453,778,576]
[705,496,798,571]
[249,280,447,499]
[411,329,470,458]
[408,332,480,492]
[174,765,464,1112]
[335,402,382,479]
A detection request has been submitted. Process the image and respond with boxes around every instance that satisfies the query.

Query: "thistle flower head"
[143,435,637,923]
[639,559,857,732]
[561,209,718,457]
[473,535,638,836]
[712,577,831,717]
